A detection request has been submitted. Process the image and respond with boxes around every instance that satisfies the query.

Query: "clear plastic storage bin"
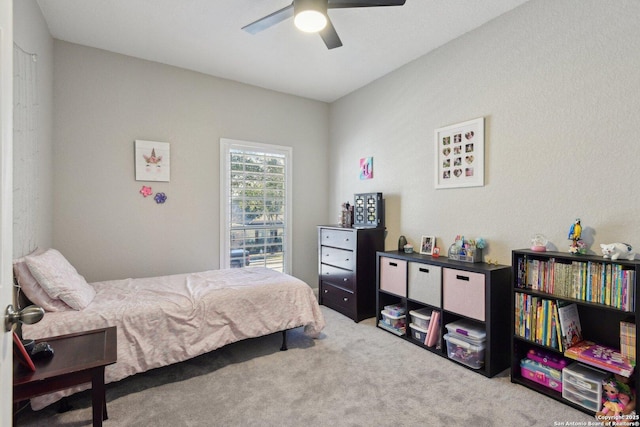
[444,333,486,369]
[409,323,429,343]
[409,308,431,330]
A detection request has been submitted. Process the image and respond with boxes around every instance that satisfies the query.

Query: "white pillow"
[13,249,71,312]
[25,249,95,310]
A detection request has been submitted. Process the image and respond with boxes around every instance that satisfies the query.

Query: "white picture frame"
[434,117,484,189]
[135,140,170,182]
[420,235,435,255]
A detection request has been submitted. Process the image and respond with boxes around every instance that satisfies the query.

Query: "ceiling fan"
[242,0,407,49]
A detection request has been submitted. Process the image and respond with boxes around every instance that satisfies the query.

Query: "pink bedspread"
[23,267,325,410]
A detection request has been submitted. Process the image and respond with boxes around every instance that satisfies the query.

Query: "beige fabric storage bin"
[408,263,441,307]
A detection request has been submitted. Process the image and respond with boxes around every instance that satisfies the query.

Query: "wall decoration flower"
[154,192,167,204]
[140,185,153,197]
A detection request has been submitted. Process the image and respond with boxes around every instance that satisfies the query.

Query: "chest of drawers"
[318,225,385,322]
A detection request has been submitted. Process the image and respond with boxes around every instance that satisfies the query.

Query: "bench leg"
[280,330,288,351]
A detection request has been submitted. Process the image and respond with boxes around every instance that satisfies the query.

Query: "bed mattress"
[23,267,325,410]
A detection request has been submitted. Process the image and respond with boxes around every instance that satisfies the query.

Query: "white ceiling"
[36,0,530,103]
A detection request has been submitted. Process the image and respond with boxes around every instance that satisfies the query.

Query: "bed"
[14,248,325,410]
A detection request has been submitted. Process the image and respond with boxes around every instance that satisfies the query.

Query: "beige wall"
[13,0,53,256]
[329,0,640,264]
[51,42,329,284]
[17,0,640,287]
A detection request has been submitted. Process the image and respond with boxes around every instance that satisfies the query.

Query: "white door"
[0,0,14,424]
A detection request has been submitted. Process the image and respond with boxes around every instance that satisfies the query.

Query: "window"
[220,139,292,273]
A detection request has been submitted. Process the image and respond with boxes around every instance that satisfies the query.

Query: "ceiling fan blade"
[319,17,343,49]
[327,0,406,9]
[242,3,295,34]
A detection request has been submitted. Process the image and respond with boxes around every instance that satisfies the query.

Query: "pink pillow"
[25,249,95,310]
[13,249,71,312]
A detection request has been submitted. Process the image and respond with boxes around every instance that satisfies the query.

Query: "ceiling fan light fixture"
[295,10,327,32]
[294,0,328,33]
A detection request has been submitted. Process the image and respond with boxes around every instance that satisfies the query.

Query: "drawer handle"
[389,262,398,267]
[456,275,470,281]
[324,289,328,293]
[343,278,348,282]
[343,297,349,302]
[345,258,350,262]
[419,268,429,273]
[344,238,350,242]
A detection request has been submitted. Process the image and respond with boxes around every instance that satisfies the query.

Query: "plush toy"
[596,375,636,426]
[600,243,635,261]
[600,378,628,416]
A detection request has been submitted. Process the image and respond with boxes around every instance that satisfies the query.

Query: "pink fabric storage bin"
[442,268,485,321]
[379,257,407,297]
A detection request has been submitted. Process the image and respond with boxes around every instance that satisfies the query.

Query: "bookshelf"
[376,250,511,378]
[510,249,639,415]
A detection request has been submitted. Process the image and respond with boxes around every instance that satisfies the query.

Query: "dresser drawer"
[320,282,356,316]
[320,228,356,251]
[321,245,355,270]
[408,262,441,307]
[442,268,485,321]
[379,257,407,297]
[320,264,355,291]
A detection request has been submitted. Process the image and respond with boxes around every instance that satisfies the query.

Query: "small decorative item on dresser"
[353,192,383,228]
[340,202,353,227]
[600,243,635,261]
[404,244,413,253]
[530,234,548,252]
[567,218,587,254]
[448,235,485,263]
[398,235,407,251]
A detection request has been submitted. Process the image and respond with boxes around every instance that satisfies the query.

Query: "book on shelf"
[564,340,635,377]
[557,302,583,350]
[620,319,636,365]
[516,254,636,311]
[552,300,635,377]
[553,302,563,352]
[513,292,562,350]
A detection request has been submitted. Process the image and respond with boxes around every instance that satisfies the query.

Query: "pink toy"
[527,349,567,371]
[596,375,635,425]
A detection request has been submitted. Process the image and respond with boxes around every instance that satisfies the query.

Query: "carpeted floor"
[15,305,597,426]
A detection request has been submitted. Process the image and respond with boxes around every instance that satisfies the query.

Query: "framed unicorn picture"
[135,140,171,182]
[434,117,484,189]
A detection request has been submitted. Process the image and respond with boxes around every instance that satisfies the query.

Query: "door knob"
[4,304,44,332]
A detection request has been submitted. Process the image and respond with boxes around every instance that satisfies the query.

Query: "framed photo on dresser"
[420,236,435,255]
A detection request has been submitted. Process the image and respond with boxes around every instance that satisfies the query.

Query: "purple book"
[565,340,634,377]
